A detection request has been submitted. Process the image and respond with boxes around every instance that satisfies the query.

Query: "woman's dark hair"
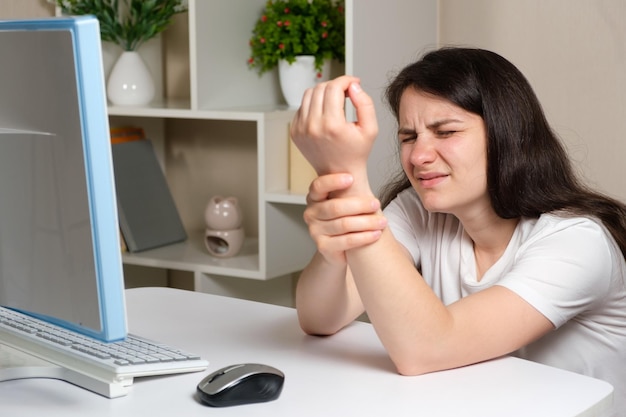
[381,47,626,259]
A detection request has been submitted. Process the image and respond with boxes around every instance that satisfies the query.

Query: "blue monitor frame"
[0,16,126,342]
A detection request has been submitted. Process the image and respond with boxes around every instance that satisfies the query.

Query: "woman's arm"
[295,173,387,335]
[291,75,393,335]
[295,252,362,335]
[345,230,553,375]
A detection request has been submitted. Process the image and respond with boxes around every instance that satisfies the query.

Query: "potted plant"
[51,0,187,106]
[248,0,345,106]
[51,0,187,51]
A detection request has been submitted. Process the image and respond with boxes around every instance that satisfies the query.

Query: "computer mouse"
[196,363,285,407]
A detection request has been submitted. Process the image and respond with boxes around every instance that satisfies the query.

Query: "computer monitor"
[0,16,126,342]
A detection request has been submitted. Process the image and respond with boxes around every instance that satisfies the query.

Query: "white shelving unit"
[106,0,437,296]
[113,105,314,282]
[104,0,314,289]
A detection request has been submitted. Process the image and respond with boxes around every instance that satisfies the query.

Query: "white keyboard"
[0,305,208,398]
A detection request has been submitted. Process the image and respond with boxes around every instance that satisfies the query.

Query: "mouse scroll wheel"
[210,364,246,382]
[208,371,226,383]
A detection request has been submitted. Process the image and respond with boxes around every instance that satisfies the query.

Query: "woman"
[290,47,626,416]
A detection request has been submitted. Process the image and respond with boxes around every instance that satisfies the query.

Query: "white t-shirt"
[384,188,626,416]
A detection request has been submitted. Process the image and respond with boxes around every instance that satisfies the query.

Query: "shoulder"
[517,213,616,270]
[502,213,622,326]
[518,213,616,256]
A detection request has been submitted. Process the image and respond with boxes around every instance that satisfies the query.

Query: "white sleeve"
[497,217,614,328]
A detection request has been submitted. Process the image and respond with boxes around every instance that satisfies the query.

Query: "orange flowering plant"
[248,0,345,76]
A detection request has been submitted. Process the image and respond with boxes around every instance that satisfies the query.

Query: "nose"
[409,136,436,166]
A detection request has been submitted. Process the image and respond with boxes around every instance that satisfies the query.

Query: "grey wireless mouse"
[196,363,285,407]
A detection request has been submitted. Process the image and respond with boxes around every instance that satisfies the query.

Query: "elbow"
[394,361,429,377]
[390,350,449,376]
[299,323,341,338]
[297,314,343,337]
[300,326,337,337]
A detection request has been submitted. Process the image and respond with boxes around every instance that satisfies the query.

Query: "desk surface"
[0,287,613,417]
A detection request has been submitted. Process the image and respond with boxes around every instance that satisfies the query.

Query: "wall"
[439,0,626,201]
[0,0,53,18]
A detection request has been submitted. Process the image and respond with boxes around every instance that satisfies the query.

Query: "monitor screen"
[0,16,126,342]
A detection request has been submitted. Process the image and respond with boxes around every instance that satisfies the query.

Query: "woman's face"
[398,88,491,220]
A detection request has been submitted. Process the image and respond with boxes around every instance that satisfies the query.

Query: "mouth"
[417,173,449,188]
[418,173,447,180]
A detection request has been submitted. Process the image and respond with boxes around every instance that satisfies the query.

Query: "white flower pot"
[106,51,155,106]
[278,56,331,108]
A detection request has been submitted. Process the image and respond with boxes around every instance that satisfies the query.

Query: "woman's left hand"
[304,173,386,266]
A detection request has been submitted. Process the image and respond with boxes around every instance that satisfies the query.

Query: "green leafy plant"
[248,0,345,76]
[51,0,187,51]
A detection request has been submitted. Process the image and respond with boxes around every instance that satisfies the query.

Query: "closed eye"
[399,133,417,144]
[435,130,456,138]
[398,127,417,144]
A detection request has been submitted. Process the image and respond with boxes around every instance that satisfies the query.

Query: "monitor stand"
[0,343,133,397]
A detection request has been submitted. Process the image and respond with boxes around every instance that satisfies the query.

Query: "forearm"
[345,229,454,375]
[296,251,364,335]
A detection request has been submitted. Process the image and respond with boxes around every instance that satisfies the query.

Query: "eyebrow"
[397,127,416,135]
[426,118,463,129]
[397,118,464,135]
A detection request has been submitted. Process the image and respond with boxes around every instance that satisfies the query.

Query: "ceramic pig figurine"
[204,196,244,258]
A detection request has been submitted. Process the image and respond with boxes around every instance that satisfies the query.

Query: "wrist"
[332,169,374,199]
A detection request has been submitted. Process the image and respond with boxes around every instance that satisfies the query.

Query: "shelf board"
[121,230,264,279]
[108,98,190,118]
[265,191,307,205]
[108,100,295,121]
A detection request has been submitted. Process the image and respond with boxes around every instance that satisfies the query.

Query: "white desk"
[0,287,613,416]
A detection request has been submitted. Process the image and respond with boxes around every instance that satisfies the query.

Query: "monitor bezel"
[0,16,127,342]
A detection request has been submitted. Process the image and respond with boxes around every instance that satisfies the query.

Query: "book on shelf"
[119,227,127,252]
[111,137,187,253]
[288,124,316,194]
[110,126,146,144]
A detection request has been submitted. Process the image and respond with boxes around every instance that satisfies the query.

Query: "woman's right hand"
[304,173,387,266]
[290,76,378,195]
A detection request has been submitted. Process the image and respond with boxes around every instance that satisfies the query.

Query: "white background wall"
[439,0,626,201]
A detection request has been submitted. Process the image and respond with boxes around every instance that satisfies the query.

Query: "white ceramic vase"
[106,51,155,106]
[278,56,331,108]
